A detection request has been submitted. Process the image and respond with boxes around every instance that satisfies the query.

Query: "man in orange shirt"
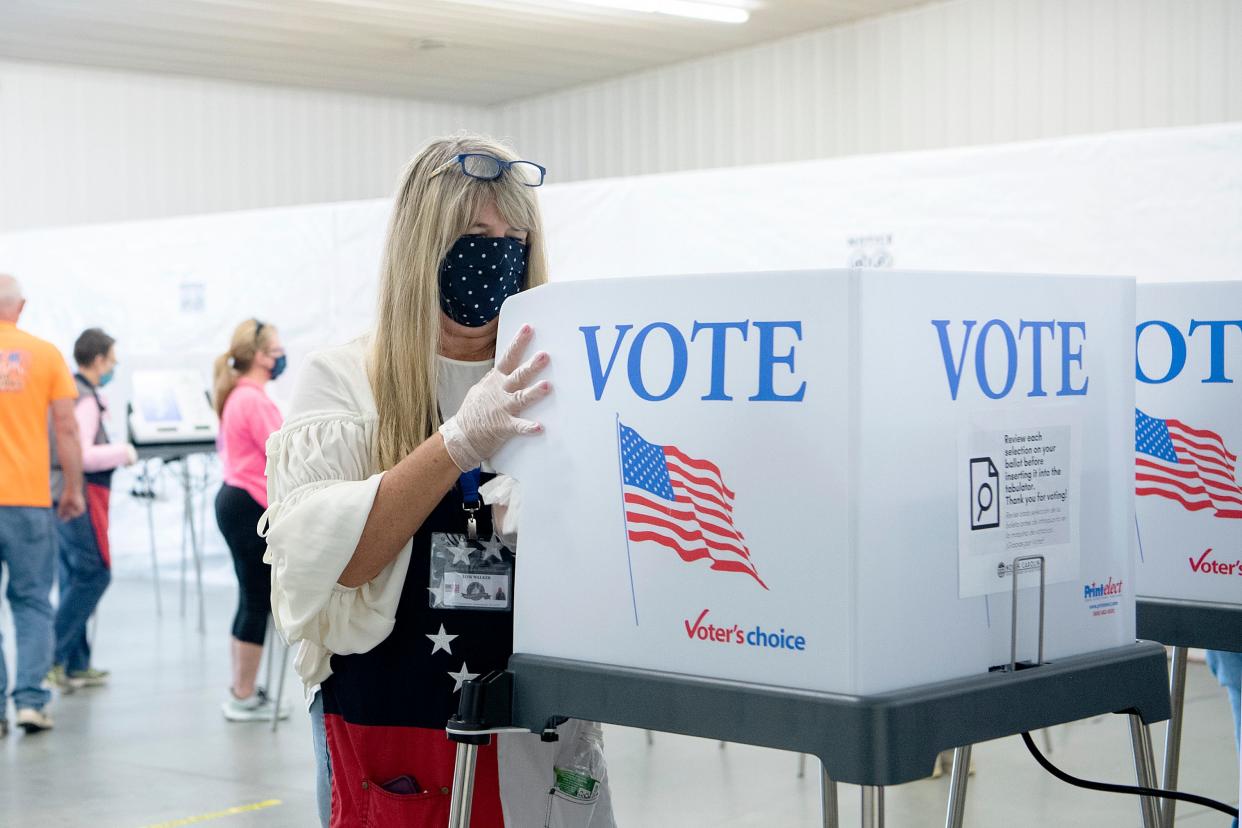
[0,274,85,737]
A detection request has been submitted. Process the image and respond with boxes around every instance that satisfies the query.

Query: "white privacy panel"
[0,122,1238,579]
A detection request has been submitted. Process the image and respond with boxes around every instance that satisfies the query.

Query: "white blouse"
[260,338,494,692]
[260,337,617,827]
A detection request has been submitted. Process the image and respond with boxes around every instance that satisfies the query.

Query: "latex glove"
[125,444,139,466]
[480,475,521,551]
[439,325,550,472]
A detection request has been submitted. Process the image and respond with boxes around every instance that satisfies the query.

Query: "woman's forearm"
[337,433,463,588]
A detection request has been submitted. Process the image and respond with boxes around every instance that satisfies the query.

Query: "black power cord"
[1021,731,1238,818]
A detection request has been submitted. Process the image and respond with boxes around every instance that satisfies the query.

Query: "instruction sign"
[959,411,1082,597]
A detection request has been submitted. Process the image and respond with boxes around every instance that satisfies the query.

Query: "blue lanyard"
[459,468,482,540]
[459,468,482,507]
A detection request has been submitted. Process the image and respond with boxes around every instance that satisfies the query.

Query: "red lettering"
[1189,549,1214,573]
[684,609,710,639]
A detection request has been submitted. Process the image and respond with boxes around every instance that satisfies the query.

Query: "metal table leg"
[861,785,884,828]
[1160,646,1188,828]
[1128,713,1161,828]
[448,742,479,828]
[944,745,972,828]
[181,460,205,634]
[144,476,162,617]
[271,638,289,733]
[179,480,188,618]
[820,762,838,828]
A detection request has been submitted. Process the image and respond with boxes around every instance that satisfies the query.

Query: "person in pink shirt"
[49,328,138,693]
[212,319,286,722]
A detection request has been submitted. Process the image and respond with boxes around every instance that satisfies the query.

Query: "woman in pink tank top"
[212,318,286,722]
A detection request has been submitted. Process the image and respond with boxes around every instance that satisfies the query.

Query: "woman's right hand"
[439,325,551,472]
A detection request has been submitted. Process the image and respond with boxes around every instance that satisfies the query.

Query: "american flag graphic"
[618,421,766,589]
[1135,409,1242,519]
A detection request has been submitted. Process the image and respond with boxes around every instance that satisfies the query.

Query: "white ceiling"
[0,0,929,105]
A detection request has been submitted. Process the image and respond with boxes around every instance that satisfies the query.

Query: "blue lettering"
[975,319,1018,399]
[1188,319,1242,384]
[580,324,633,401]
[932,320,976,400]
[1135,321,1187,384]
[1057,321,1088,396]
[794,635,806,651]
[749,321,806,402]
[1019,320,1056,397]
[627,323,688,401]
[691,320,749,401]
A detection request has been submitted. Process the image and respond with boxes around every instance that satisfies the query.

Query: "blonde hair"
[370,134,549,472]
[213,318,278,418]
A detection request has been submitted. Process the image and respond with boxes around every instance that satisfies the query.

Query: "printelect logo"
[1083,578,1124,600]
[683,609,807,652]
[1084,576,1123,618]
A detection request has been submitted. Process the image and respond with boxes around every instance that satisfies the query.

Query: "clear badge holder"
[428,534,514,612]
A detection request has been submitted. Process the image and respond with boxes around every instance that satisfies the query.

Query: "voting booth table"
[1134,282,1242,828]
[446,269,1170,827]
[127,369,218,633]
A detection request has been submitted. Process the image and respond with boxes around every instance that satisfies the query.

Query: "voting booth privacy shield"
[1135,282,1242,607]
[493,269,1136,695]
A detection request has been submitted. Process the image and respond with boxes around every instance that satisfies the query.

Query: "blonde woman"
[263,136,614,827]
[213,319,288,722]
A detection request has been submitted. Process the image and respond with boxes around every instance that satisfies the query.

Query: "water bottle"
[553,721,605,800]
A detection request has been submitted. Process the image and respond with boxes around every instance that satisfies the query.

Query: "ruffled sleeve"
[259,343,410,691]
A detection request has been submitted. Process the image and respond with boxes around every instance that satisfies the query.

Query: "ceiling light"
[660,1,749,23]
[564,0,750,24]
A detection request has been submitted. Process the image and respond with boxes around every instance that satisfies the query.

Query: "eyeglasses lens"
[461,154,503,180]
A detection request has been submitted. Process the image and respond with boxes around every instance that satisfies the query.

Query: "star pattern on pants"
[426,623,458,656]
[479,539,505,564]
[448,662,479,693]
[448,540,474,565]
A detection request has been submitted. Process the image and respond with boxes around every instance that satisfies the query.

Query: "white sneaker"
[222,688,290,722]
[16,707,54,734]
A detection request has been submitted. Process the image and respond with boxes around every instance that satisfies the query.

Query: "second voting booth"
[445,268,1173,828]
[1135,281,1242,828]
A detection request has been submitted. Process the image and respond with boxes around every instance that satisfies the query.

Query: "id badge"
[429,533,514,612]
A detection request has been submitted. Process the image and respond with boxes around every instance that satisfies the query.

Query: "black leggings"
[215,484,270,646]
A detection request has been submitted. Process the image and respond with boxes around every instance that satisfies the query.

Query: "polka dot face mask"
[438,235,528,327]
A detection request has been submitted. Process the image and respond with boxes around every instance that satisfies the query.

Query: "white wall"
[498,0,1242,181]
[2,0,1240,231]
[0,60,492,231]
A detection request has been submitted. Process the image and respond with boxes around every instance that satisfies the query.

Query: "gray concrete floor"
[1,576,1239,827]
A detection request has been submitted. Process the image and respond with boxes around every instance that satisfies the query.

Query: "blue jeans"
[1205,649,1242,828]
[0,506,57,712]
[310,690,332,827]
[1206,649,1242,748]
[53,493,111,673]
